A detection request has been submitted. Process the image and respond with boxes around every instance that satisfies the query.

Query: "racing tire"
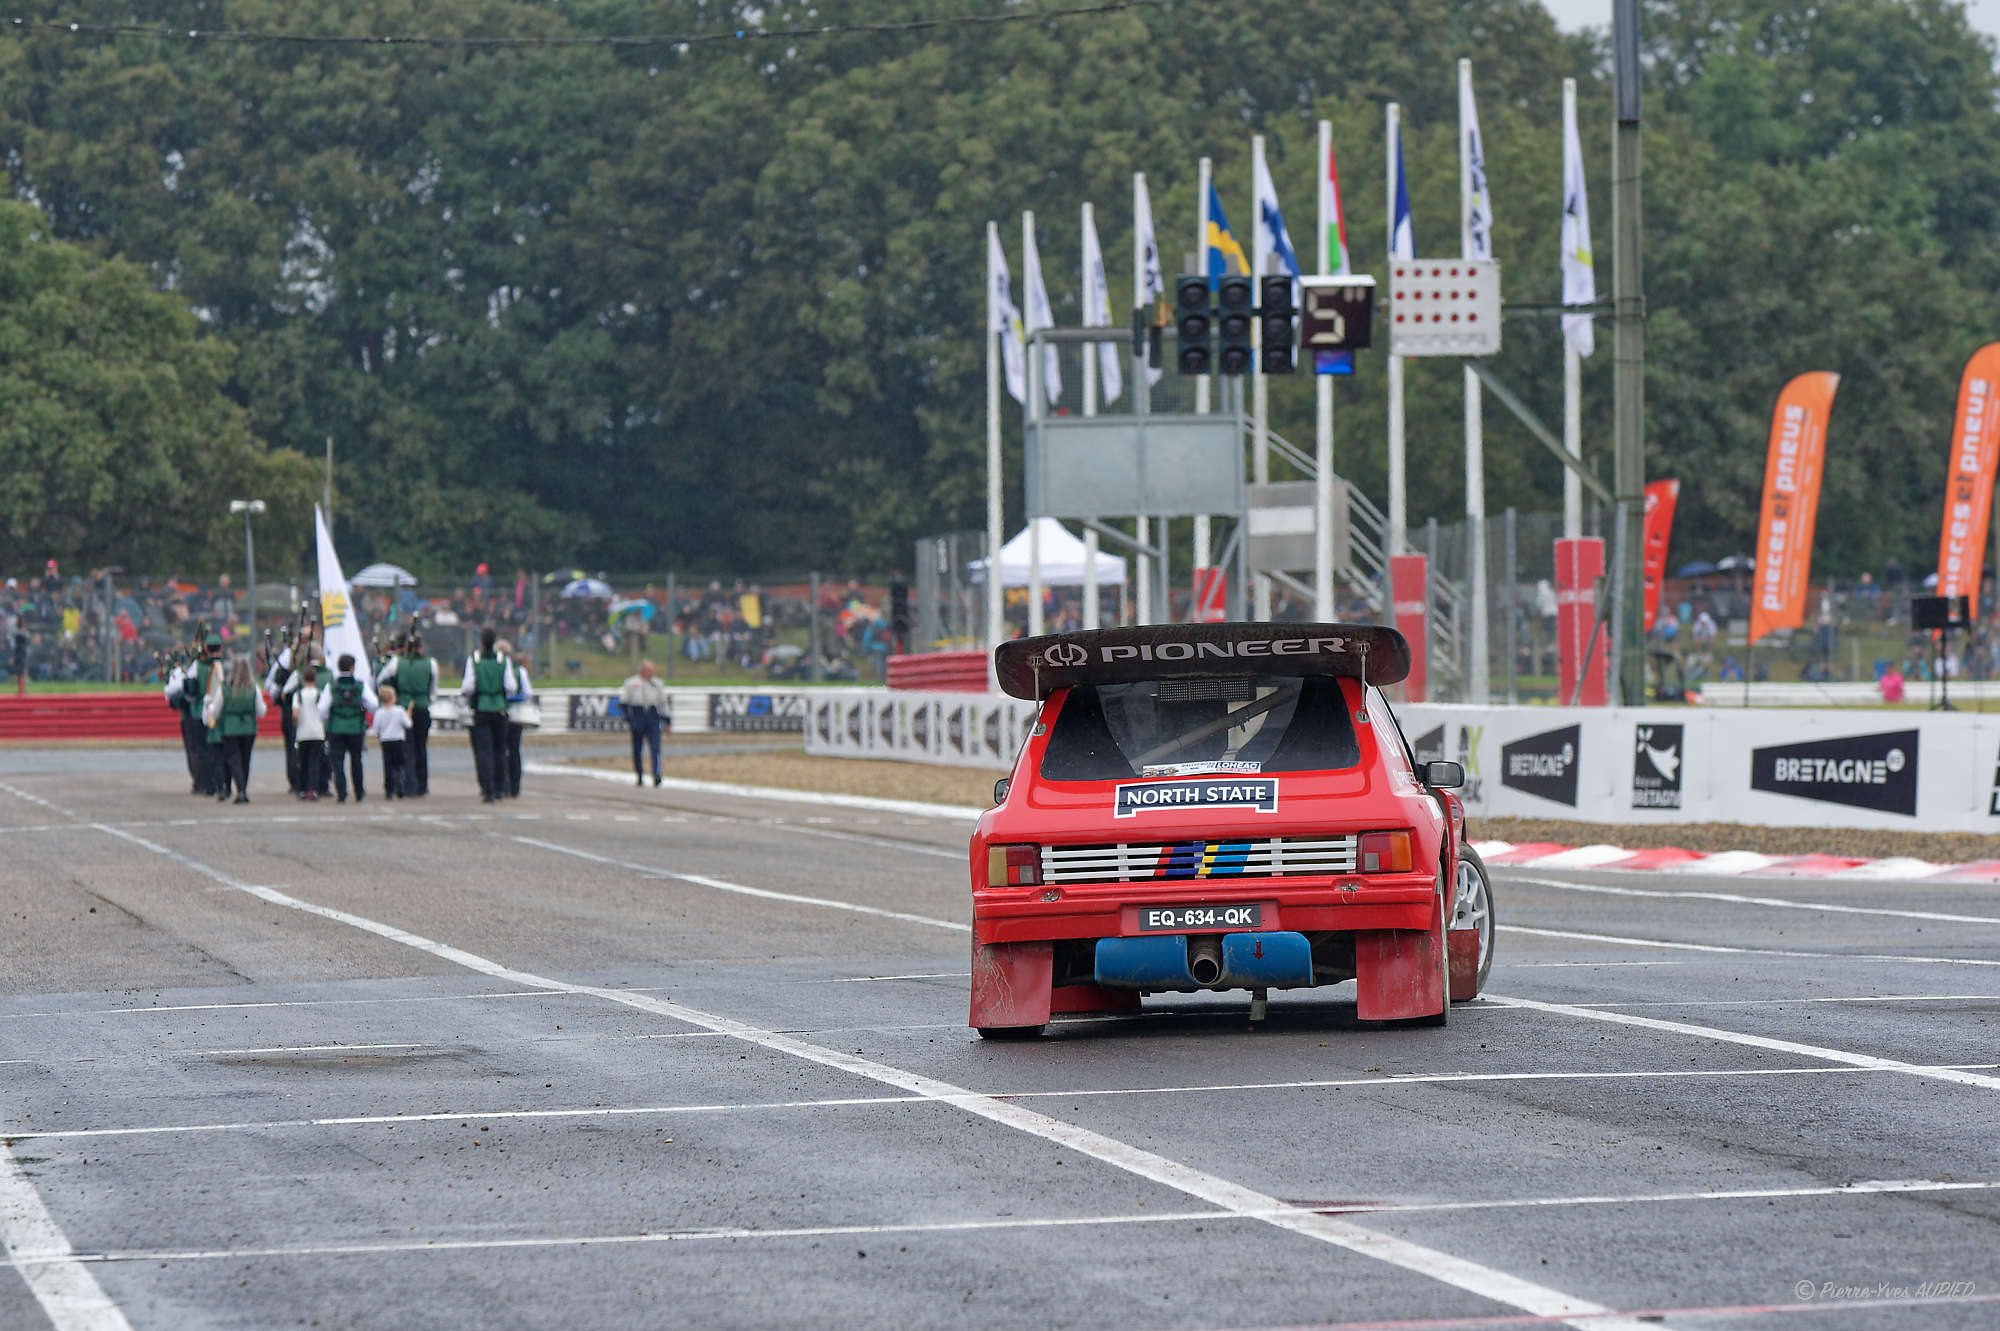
[976,1024,1046,1040]
[1413,867,1451,1027]
[1451,844,1497,997]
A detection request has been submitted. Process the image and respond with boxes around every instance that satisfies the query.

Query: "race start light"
[1388,260,1501,357]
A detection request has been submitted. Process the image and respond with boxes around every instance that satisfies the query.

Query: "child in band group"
[291,664,326,802]
[372,684,413,799]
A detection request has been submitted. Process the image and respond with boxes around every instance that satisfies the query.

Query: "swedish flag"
[1206,182,1248,287]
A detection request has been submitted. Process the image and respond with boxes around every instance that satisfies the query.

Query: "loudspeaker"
[1911,594,1970,631]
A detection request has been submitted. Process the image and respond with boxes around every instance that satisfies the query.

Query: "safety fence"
[803,686,2000,834]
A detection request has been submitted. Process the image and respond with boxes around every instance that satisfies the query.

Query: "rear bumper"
[971,874,1437,945]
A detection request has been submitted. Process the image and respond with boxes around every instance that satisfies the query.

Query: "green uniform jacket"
[396,656,433,712]
[219,686,258,739]
[327,676,368,736]
[472,654,508,713]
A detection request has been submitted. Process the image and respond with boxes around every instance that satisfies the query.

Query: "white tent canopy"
[967,517,1126,587]
[351,562,419,588]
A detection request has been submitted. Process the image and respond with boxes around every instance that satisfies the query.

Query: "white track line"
[0,990,563,1022]
[10,1178,1997,1274]
[1668,850,1780,875]
[0,1144,132,1330]
[522,760,984,820]
[1499,923,2000,967]
[1504,875,2000,927]
[84,823,1648,1330]
[31,1061,2000,1144]
[1485,993,2000,1092]
[507,835,969,934]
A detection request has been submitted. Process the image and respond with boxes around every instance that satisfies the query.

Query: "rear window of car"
[1039,675,1361,782]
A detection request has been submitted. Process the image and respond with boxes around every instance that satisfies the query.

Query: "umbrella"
[1715,555,1755,572]
[561,577,614,599]
[353,562,419,588]
[608,597,657,622]
[1676,560,1717,578]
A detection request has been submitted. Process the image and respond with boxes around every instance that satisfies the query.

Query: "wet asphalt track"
[1,743,1997,1331]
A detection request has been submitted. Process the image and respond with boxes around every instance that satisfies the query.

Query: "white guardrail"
[803,687,2000,834]
[491,688,810,736]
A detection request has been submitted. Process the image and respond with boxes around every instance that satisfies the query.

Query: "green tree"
[0,200,318,572]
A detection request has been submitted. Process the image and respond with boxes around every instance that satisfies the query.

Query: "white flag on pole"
[314,504,369,684]
[1022,214,1062,406]
[1081,208,1123,405]
[988,227,1026,405]
[1460,62,1493,261]
[1134,173,1165,386]
[1561,82,1596,357]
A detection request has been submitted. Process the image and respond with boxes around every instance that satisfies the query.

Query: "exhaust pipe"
[1187,936,1224,986]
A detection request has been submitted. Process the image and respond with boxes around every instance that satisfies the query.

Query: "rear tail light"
[986,844,1042,888]
[1358,829,1414,874]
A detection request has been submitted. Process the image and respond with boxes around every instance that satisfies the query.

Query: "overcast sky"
[1540,0,2000,47]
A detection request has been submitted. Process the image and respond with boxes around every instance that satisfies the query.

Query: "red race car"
[967,623,1494,1037]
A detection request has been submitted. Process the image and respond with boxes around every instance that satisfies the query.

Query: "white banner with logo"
[1397,704,2000,833]
[802,688,2000,833]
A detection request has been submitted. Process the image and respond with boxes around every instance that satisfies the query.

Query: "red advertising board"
[1389,554,1428,702]
[1191,567,1227,623]
[1641,478,1680,633]
[1749,371,1839,644]
[1935,343,2000,615]
[1555,537,1608,706]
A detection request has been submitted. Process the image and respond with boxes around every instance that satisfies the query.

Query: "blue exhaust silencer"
[1094,935,1196,988]
[1220,931,1314,988]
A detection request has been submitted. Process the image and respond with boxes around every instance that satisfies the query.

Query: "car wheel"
[976,1025,1046,1040]
[1451,844,1497,994]
[1415,867,1451,1027]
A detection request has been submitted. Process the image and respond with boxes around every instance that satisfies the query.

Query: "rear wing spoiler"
[993,623,1411,701]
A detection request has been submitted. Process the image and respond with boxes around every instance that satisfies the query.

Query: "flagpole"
[1024,210,1044,638]
[1081,201,1101,631]
[1194,156,1212,608]
[985,220,1004,684]
[1386,103,1407,562]
[1249,137,1273,621]
[1133,173,1152,627]
[1563,77,1584,540]
[1313,119,1336,622]
[1460,58,1491,705]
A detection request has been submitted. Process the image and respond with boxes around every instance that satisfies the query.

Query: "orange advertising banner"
[1748,372,1840,645]
[1935,343,2000,615]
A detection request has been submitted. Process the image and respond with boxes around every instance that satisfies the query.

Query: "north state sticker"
[1113,778,1278,818]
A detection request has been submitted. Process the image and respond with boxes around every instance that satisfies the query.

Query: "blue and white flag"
[1460,60,1493,261]
[1081,207,1123,405]
[1252,147,1302,284]
[988,226,1026,404]
[1561,80,1595,357]
[1022,214,1062,406]
[1134,173,1165,386]
[1390,112,1416,261]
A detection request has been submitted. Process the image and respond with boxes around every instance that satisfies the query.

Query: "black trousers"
[505,723,524,797]
[203,740,223,795]
[280,707,300,792]
[222,734,253,798]
[298,739,324,795]
[380,739,407,798]
[629,713,661,779]
[327,732,367,799]
[471,711,507,798]
[408,708,431,795]
[179,711,205,789]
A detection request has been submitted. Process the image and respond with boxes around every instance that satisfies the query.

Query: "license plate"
[1137,904,1262,932]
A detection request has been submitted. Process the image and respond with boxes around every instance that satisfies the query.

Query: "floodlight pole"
[1611,0,1647,704]
[229,499,266,641]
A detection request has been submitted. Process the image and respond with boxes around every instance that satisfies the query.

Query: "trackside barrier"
[885,650,988,692]
[0,688,815,741]
[803,687,2000,834]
